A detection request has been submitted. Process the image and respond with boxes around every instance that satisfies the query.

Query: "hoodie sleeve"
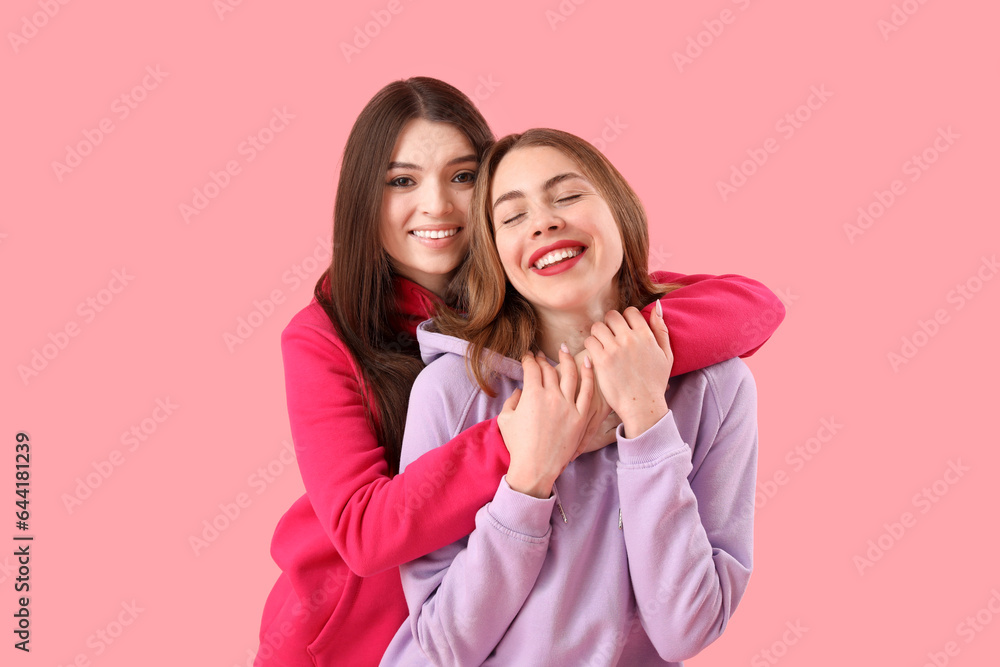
[280,314,510,578]
[614,359,757,662]
[394,363,556,667]
[645,270,784,376]
[399,479,555,667]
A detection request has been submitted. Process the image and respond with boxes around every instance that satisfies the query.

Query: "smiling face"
[379,118,478,295]
[491,145,624,316]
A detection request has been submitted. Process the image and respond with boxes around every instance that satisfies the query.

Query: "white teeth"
[534,247,582,269]
[412,228,459,239]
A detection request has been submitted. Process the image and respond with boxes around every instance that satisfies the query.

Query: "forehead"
[390,118,473,164]
[492,145,583,194]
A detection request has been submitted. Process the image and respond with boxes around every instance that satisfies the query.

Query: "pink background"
[4,0,999,665]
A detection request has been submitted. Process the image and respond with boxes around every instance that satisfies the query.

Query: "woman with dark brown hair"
[382,129,761,665]
[254,80,782,666]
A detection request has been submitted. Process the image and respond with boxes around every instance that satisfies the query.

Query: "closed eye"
[556,194,583,204]
[501,212,525,225]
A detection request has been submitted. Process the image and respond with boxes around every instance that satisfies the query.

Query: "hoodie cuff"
[615,410,689,467]
[486,477,556,540]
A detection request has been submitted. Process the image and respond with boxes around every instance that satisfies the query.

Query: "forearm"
[647,270,785,375]
[616,410,754,662]
[284,321,511,576]
[330,419,511,575]
[401,477,554,666]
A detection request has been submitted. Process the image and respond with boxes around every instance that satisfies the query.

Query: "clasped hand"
[499,306,673,499]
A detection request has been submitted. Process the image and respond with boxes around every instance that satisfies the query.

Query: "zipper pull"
[553,481,568,523]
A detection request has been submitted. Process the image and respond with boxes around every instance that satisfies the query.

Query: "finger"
[589,320,615,348]
[583,336,604,368]
[557,343,578,401]
[623,306,656,341]
[575,352,596,414]
[521,354,541,390]
[503,387,522,412]
[650,315,673,365]
[536,350,559,389]
[603,309,631,336]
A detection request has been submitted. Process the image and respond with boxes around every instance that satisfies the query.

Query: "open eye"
[387,176,415,187]
[453,171,477,184]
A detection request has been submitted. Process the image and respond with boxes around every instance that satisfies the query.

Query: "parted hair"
[314,77,493,475]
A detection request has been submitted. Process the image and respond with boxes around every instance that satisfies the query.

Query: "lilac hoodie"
[380,321,758,666]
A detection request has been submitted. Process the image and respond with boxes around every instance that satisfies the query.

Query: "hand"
[583,305,674,438]
[574,403,622,459]
[498,347,596,498]
[556,349,620,459]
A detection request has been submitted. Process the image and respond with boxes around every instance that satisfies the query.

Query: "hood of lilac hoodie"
[382,320,758,667]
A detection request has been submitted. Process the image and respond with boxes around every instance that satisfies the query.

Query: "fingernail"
[584,356,592,369]
[655,300,663,318]
[560,343,569,354]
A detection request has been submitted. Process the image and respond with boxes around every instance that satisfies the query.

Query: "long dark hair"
[314,77,493,475]
[436,129,682,395]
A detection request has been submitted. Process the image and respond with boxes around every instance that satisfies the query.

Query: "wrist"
[505,466,555,499]
[619,399,669,439]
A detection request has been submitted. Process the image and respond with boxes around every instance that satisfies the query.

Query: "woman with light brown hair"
[254,81,781,665]
[383,129,761,666]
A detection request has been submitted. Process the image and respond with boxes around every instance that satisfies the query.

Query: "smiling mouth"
[411,228,460,239]
[533,246,584,270]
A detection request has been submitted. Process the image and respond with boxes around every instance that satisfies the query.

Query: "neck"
[396,267,453,301]
[534,294,618,360]
[417,275,450,301]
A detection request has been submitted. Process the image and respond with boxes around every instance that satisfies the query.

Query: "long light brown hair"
[314,77,493,475]
[436,128,682,395]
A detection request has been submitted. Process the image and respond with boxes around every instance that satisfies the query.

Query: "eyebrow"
[387,154,478,171]
[492,172,587,210]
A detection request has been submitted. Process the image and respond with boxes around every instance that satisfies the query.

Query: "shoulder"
[280,298,356,376]
[408,351,505,441]
[399,353,488,470]
[283,298,338,338]
[411,352,481,411]
[668,359,757,475]
[672,357,756,421]
[694,357,757,420]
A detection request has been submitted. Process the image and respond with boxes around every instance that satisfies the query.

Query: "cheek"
[596,213,625,268]
[454,189,474,220]
[381,193,412,231]
[494,236,519,275]
[453,232,472,257]
[610,235,625,270]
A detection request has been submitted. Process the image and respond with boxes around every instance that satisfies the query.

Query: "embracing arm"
[646,270,784,376]
[281,315,510,577]
[616,361,757,662]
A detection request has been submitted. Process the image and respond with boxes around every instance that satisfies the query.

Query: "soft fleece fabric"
[255,271,781,667]
[381,322,758,666]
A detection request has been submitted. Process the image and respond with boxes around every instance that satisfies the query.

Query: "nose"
[420,181,454,218]
[530,206,565,237]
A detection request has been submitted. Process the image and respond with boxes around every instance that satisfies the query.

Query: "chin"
[422,259,463,276]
